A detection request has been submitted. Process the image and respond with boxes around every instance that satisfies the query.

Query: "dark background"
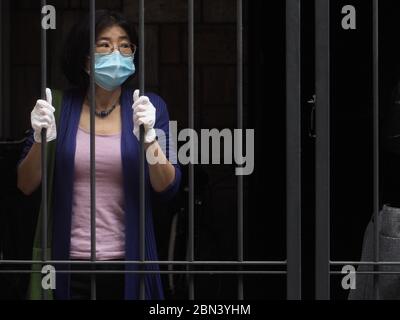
[1,0,400,300]
[247,0,400,300]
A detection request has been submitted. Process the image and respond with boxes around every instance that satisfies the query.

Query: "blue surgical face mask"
[93,51,135,91]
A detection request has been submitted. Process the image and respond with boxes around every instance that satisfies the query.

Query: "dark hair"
[61,10,138,89]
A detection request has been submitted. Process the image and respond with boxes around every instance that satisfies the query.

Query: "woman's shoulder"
[49,87,84,105]
[145,91,165,102]
[58,87,85,98]
[146,92,167,110]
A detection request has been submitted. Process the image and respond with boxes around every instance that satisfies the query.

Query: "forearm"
[17,142,42,195]
[145,141,176,192]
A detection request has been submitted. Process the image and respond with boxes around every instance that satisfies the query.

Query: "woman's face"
[95,25,132,55]
[86,25,131,71]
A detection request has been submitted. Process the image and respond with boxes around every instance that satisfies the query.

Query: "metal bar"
[286,0,302,300]
[331,261,400,265]
[236,0,244,301]
[0,0,2,138]
[0,260,287,265]
[331,271,400,275]
[4,259,400,266]
[188,0,195,301]
[89,0,96,301]
[0,138,27,145]
[372,0,380,301]
[40,0,48,301]
[315,0,330,300]
[1,0,9,139]
[139,0,146,301]
[0,270,288,275]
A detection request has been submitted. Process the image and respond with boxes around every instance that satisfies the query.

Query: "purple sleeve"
[16,128,35,168]
[147,92,182,202]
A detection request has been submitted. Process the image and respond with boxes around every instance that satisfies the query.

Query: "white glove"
[31,88,57,143]
[132,89,156,144]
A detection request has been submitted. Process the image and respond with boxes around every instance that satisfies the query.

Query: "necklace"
[87,95,119,118]
[95,103,117,118]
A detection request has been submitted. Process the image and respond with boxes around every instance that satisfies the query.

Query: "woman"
[16,10,181,300]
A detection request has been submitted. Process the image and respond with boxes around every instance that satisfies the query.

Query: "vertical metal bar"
[315,0,330,300]
[372,0,380,300]
[0,0,2,138]
[40,0,48,301]
[89,0,96,300]
[139,0,146,300]
[188,0,195,301]
[1,0,9,139]
[286,0,302,300]
[236,0,244,301]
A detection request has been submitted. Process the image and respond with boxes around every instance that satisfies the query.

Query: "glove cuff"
[34,130,56,143]
[33,131,41,144]
[133,127,157,144]
[145,128,157,144]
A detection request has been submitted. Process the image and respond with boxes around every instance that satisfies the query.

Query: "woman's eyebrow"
[97,36,129,41]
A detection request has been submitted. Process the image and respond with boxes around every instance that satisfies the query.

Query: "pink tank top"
[69,126,125,260]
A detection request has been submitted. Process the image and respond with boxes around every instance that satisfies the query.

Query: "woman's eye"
[120,43,129,48]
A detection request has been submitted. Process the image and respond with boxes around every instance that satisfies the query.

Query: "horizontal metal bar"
[331,271,400,275]
[331,261,400,266]
[0,260,287,265]
[0,138,26,144]
[9,260,400,267]
[0,270,287,275]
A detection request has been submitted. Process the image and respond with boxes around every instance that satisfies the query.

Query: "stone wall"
[10,0,247,135]
[122,0,247,130]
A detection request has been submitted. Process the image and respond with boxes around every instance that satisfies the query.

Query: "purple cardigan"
[18,87,181,299]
